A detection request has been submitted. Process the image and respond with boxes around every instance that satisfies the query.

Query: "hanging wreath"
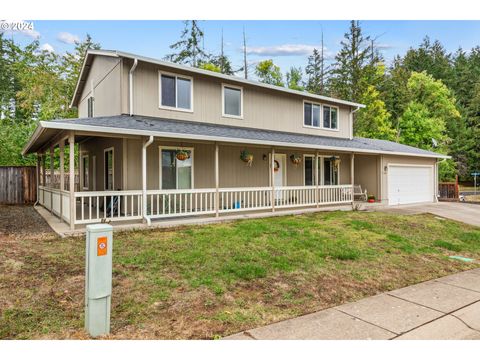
[330,156,341,169]
[176,149,191,161]
[274,160,280,172]
[240,150,254,167]
[290,154,301,167]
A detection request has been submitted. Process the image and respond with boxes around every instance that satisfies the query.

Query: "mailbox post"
[85,224,113,337]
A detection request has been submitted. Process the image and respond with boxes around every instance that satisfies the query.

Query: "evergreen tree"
[329,20,372,102]
[305,49,330,95]
[167,20,208,67]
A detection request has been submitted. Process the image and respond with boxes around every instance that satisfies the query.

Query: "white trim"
[158,146,194,190]
[158,71,194,113]
[303,154,316,186]
[92,155,96,191]
[73,49,365,109]
[26,121,451,160]
[81,153,89,190]
[103,147,114,191]
[322,105,340,131]
[221,83,243,119]
[302,100,322,129]
[268,153,287,187]
[302,101,340,132]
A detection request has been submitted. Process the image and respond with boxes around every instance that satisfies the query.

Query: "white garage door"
[388,165,434,205]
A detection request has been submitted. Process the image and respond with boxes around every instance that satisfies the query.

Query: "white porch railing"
[219,187,272,212]
[78,185,353,224]
[39,185,353,226]
[75,190,143,224]
[38,185,70,223]
[147,188,217,219]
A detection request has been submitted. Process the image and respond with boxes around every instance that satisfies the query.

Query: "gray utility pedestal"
[85,223,113,337]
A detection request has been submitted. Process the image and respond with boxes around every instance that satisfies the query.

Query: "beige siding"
[380,155,437,202]
[78,56,123,118]
[125,60,352,138]
[80,137,124,191]
[81,137,354,190]
[354,154,380,199]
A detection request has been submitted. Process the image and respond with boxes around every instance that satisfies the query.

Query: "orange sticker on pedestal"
[97,236,107,256]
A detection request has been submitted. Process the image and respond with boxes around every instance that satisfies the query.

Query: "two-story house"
[22,49,449,230]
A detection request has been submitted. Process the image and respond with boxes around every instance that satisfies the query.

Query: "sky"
[4,20,480,79]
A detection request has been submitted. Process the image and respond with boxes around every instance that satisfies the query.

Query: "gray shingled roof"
[49,115,446,158]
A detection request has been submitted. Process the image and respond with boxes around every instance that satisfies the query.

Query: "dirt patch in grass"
[1,206,480,339]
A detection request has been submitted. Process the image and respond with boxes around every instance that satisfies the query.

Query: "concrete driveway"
[373,202,480,227]
[224,269,480,340]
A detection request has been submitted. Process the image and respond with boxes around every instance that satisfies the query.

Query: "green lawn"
[1,208,480,339]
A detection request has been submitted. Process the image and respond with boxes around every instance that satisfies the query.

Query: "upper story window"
[323,105,338,130]
[304,101,321,128]
[159,72,193,111]
[222,84,243,119]
[304,101,339,130]
[87,97,94,117]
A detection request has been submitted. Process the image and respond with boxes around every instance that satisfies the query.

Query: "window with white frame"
[323,157,339,185]
[82,154,89,190]
[104,148,114,190]
[323,106,338,130]
[222,84,242,118]
[159,72,192,111]
[304,155,315,186]
[304,102,321,128]
[160,147,193,190]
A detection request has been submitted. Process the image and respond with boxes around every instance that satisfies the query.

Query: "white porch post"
[69,132,75,230]
[271,148,275,212]
[215,142,219,217]
[315,151,319,208]
[50,146,54,213]
[36,153,41,203]
[42,152,46,187]
[142,136,153,225]
[350,153,355,204]
[59,140,65,222]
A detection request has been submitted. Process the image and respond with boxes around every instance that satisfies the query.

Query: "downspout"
[129,58,138,116]
[142,135,154,226]
[349,106,361,140]
[435,158,445,203]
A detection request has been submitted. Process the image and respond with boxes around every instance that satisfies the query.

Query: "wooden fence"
[438,175,459,202]
[0,166,37,205]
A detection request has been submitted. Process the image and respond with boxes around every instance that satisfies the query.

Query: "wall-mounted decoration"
[330,156,341,169]
[240,149,254,167]
[176,149,191,161]
[290,154,302,167]
[274,160,280,172]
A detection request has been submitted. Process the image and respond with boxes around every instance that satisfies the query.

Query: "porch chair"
[353,185,368,202]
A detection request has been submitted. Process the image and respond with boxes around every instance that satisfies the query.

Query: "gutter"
[26,120,451,160]
[129,58,138,116]
[142,135,154,225]
[349,106,362,140]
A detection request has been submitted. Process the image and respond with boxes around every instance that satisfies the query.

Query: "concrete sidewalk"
[224,268,480,340]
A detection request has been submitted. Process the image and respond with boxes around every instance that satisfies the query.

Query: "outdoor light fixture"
[263,154,267,161]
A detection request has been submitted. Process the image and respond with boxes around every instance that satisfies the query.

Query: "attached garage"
[387,165,434,205]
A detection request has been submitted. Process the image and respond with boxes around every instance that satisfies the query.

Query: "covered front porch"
[34,131,361,230]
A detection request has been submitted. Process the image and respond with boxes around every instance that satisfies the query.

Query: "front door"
[273,154,286,199]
